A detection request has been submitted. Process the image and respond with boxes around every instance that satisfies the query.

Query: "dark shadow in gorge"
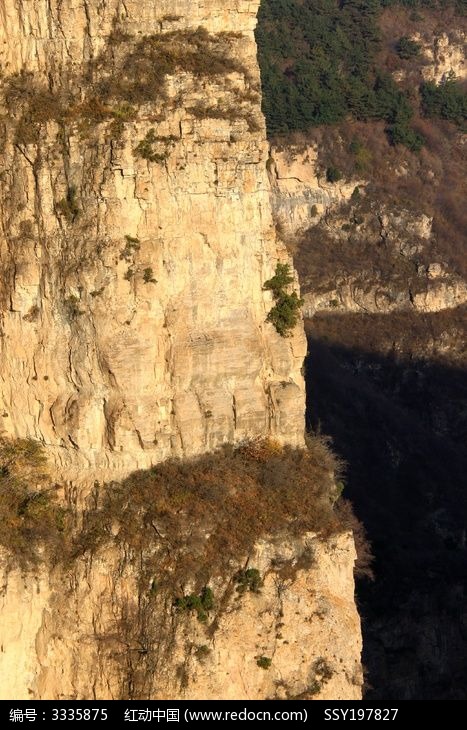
[305,313,467,700]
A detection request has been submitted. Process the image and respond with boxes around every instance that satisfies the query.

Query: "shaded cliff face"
[306,312,467,700]
[0,0,306,482]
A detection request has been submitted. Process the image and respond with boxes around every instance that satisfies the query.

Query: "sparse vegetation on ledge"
[0,430,372,701]
[73,435,352,594]
[134,129,178,164]
[97,27,250,105]
[3,26,255,149]
[0,434,371,584]
[0,438,70,568]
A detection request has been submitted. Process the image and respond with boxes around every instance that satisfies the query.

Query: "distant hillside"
[258,0,467,699]
[256,0,466,147]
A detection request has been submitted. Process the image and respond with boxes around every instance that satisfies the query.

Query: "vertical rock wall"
[0,534,362,700]
[0,0,306,482]
[0,1,362,702]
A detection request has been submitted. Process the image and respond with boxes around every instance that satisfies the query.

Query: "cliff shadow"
[305,316,467,700]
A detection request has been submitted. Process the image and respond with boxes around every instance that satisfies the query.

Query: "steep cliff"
[0,1,362,702]
[0,533,361,701]
[0,0,306,483]
[0,435,363,700]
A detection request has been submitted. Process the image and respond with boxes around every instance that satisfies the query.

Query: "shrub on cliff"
[174,587,214,623]
[234,567,263,594]
[0,439,70,568]
[263,263,304,337]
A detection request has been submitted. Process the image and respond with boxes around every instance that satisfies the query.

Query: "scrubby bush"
[307,657,334,695]
[263,262,294,292]
[387,122,424,152]
[120,235,140,262]
[326,166,342,183]
[234,568,262,594]
[174,587,214,623]
[263,263,304,337]
[396,37,421,60]
[195,644,211,660]
[421,79,467,126]
[0,439,70,568]
[266,291,304,337]
[143,267,157,284]
[56,186,80,223]
[134,129,176,163]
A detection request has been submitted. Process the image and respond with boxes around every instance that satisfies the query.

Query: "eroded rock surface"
[0,1,306,483]
[0,534,361,700]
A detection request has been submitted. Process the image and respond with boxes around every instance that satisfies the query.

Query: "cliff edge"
[0,1,362,701]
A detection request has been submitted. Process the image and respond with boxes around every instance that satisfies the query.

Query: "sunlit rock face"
[0,0,306,482]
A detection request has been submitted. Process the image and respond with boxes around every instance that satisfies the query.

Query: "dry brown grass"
[0,434,369,588]
[2,27,254,148]
[0,439,70,568]
[0,435,372,697]
[285,112,466,283]
[75,435,347,593]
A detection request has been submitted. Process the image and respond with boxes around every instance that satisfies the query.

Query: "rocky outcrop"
[0,0,306,484]
[0,533,361,700]
[418,31,466,84]
[302,266,467,317]
[391,30,466,85]
[268,146,362,237]
[269,145,467,317]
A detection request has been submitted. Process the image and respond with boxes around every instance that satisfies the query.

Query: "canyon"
[2,0,464,702]
[263,10,467,694]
